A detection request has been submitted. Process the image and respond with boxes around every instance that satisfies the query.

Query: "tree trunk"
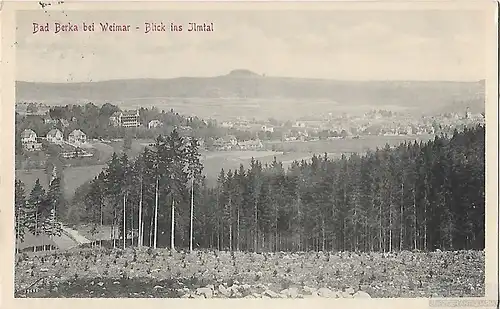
[413,188,417,250]
[236,204,240,251]
[153,178,159,249]
[424,190,428,250]
[322,218,326,252]
[389,192,393,252]
[275,203,278,252]
[400,183,404,251]
[379,200,382,252]
[190,178,194,252]
[254,199,258,252]
[100,199,103,248]
[131,198,134,247]
[138,179,143,247]
[149,211,154,247]
[229,197,233,252]
[123,193,126,250]
[171,196,175,250]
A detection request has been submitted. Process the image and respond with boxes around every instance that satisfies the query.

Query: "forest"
[14,124,485,253]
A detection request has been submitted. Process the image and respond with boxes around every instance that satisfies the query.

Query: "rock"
[303,291,320,298]
[252,293,262,298]
[218,285,231,297]
[353,291,371,298]
[341,291,353,298]
[318,287,335,298]
[281,287,299,298]
[263,289,280,298]
[302,286,315,295]
[256,283,267,290]
[196,287,213,298]
[345,287,355,295]
[241,284,251,291]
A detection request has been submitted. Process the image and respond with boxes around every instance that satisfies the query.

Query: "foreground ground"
[14,248,484,298]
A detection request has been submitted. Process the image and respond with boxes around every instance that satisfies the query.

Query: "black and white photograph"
[4,0,498,304]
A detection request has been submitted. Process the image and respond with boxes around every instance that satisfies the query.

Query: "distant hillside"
[16,71,485,113]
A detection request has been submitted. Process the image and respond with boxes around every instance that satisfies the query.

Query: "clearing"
[14,248,484,298]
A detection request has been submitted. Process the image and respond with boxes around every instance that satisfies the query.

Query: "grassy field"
[15,165,105,198]
[264,135,434,154]
[15,149,309,198]
[15,135,433,198]
[14,248,484,298]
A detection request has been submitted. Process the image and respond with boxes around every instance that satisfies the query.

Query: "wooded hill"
[15,125,485,252]
[16,72,485,113]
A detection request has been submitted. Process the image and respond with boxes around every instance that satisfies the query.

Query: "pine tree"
[15,180,28,250]
[27,179,46,252]
[103,152,123,248]
[45,177,63,238]
[185,136,203,252]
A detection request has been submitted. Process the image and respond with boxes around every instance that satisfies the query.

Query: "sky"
[16,8,488,82]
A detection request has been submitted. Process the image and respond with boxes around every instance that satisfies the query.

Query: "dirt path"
[61,225,91,245]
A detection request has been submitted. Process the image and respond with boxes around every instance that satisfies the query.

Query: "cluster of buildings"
[109,110,141,128]
[20,128,91,158]
[213,135,263,151]
[109,109,164,129]
[221,107,485,143]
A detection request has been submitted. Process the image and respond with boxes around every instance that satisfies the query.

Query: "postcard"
[1,1,498,309]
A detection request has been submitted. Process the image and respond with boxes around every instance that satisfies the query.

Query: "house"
[110,110,140,128]
[44,117,57,125]
[109,112,121,126]
[148,120,162,129]
[221,121,234,128]
[16,228,81,253]
[60,119,70,128]
[261,125,274,133]
[21,129,37,144]
[214,135,238,151]
[120,110,139,128]
[293,121,306,128]
[237,139,263,150]
[21,129,42,151]
[68,129,87,145]
[46,128,64,144]
[59,143,93,158]
[16,230,59,252]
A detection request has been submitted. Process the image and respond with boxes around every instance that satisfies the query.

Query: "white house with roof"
[21,129,42,151]
[148,120,162,129]
[68,129,87,145]
[21,129,37,144]
[110,110,140,128]
[238,139,263,150]
[46,128,64,144]
[261,125,274,133]
[214,135,238,151]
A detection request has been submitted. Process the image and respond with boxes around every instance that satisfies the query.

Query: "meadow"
[15,134,434,199]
